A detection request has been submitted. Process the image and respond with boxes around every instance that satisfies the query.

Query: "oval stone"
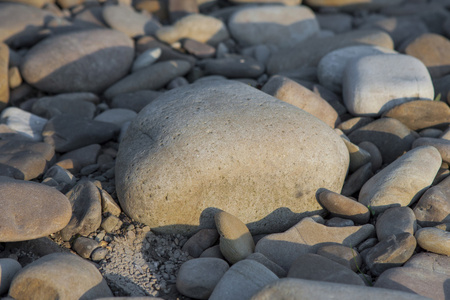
[0,177,72,242]
[116,80,349,235]
[20,29,134,94]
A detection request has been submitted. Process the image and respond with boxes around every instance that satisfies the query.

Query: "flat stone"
[341,162,373,197]
[404,33,450,78]
[0,177,71,242]
[317,244,362,272]
[358,141,383,172]
[318,45,395,93]
[348,118,418,164]
[413,137,450,164]
[110,90,163,112]
[94,108,137,127]
[374,267,450,299]
[31,93,98,119]
[176,258,229,299]
[72,237,99,259]
[132,47,161,72]
[325,217,354,227]
[103,5,160,38]
[42,115,118,153]
[343,54,434,117]
[1,107,47,141]
[228,0,300,5]
[288,253,364,285]
[20,29,134,94]
[0,258,21,295]
[405,252,450,276]
[209,260,278,300]
[262,75,339,128]
[103,60,191,99]
[156,14,228,46]
[252,277,429,300]
[202,55,264,79]
[0,138,54,180]
[416,227,450,256]
[318,189,370,224]
[58,144,101,170]
[246,253,287,278]
[255,217,374,271]
[420,128,443,138]
[115,80,349,235]
[376,207,416,241]
[228,5,319,48]
[61,180,102,241]
[182,229,219,258]
[44,165,76,191]
[8,253,113,299]
[215,211,255,264]
[414,175,450,227]
[364,233,417,276]
[267,29,394,75]
[0,3,54,48]
[359,146,441,214]
[316,13,352,34]
[182,39,215,59]
[382,100,450,131]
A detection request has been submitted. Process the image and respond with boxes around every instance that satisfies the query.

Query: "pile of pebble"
[1,0,450,299]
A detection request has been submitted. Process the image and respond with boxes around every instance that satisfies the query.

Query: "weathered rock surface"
[358,146,441,214]
[0,177,71,242]
[20,29,134,94]
[8,253,113,299]
[116,80,349,235]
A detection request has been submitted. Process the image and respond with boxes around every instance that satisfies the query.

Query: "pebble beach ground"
[1,0,450,299]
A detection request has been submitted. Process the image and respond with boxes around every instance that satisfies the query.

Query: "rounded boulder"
[116,80,349,235]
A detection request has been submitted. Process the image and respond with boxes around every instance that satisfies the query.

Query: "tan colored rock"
[8,253,113,299]
[414,175,450,227]
[215,211,255,264]
[0,177,71,242]
[156,14,228,46]
[413,137,450,164]
[382,100,450,131]
[364,233,416,276]
[262,75,339,128]
[358,146,442,214]
[318,189,370,224]
[337,117,374,135]
[116,80,349,235]
[255,217,374,270]
[317,244,362,272]
[416,227,450,256]
[404,33,450,78]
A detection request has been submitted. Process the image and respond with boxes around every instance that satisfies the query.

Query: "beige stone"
[318,189,370,224]
[0,43,8,111]
[262,75,339,128]
[215,211,255,264]
[156,14,228,46]
[358,146,442,214]
[416,227,450,256]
